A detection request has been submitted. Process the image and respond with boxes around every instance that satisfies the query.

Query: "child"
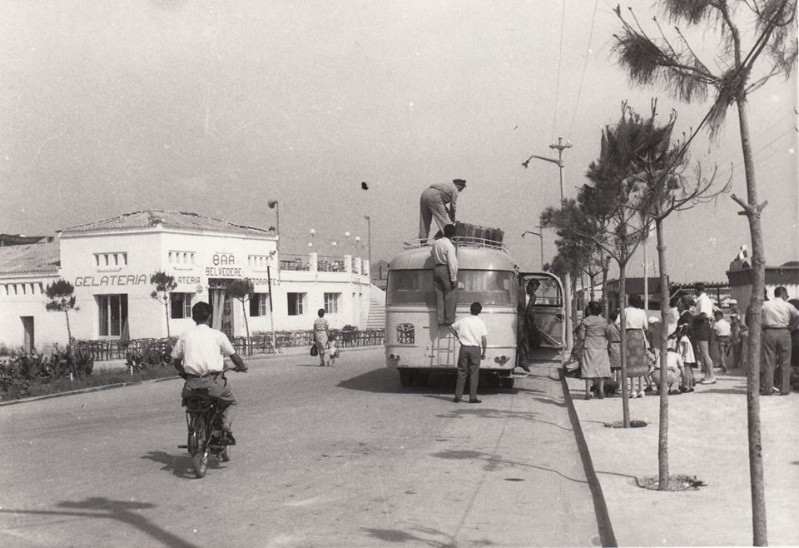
[712,310,731,373]
[677,325,696,392]
[651,345,685,394]
[326,336,340,367]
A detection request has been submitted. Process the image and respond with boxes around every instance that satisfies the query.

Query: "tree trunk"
[242,300,251,339]
[602,258,609,320]
[655,218,670,489]
[619,264,630,428]
[64,310,72,343]
[737,95,768,546]
[164,300,171,338]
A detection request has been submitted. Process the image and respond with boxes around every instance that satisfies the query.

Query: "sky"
[1,0,797,284]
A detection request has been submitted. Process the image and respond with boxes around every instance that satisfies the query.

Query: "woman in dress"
[607,309,622,390]
[578,301,612,400]
[313,308,329,366]
[620,293,650,398]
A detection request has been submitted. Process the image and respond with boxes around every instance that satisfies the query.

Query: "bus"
[384,235,566,388]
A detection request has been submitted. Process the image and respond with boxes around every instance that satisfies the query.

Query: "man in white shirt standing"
[449,302,488,404]
[712,310,731,373]
[431,223,458,325]
[761,286,799,395]
[172,302,248,444]
[692,283,716,384]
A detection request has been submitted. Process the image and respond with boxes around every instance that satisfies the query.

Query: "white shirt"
[431,237,458,282]
[713,318,731,337]
[693,292,713,320]
[452,315,487,348]
[762,297,799,329]
[171,323,236,376]
[616,307,649,330]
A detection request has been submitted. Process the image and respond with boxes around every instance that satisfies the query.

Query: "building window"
[170,293,193,319]
[324,292,340,314]
[169,251,195,267]
[94,252,127,269]
[287,293,305,316]
[250,293,269,317]
[97,294,128,337]
[248,255,270,270]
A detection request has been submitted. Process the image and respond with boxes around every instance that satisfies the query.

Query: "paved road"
[0,348,602,547]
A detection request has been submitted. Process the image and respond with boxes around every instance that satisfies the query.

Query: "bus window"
[457,270,516,306]
[530,277,562,306]
[386,270,435,306]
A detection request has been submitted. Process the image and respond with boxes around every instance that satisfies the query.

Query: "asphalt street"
[0,348,602,547]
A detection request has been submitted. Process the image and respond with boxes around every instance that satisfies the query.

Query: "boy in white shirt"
[677,326,696,392]
[712,310,731,373]
[651,344,685,394]
[326,336,340,367]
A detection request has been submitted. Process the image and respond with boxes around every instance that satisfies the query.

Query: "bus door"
[517,272,565,364]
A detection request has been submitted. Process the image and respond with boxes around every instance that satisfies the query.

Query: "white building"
[0,210,373,352]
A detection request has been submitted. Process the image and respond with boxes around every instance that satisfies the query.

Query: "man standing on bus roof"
[450,302,488,404]
[432,223,458,325]
[419,178,466,243]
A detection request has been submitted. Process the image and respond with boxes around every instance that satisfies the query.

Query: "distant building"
[0,210,372,352]
[727,257,799,315]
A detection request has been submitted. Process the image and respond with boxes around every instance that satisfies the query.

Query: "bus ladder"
[432,330,457,367]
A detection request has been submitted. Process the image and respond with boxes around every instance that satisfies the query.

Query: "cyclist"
[171,302,247,444]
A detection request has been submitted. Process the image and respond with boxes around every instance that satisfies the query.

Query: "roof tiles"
[60,210,273,237]
[0,242,60,275]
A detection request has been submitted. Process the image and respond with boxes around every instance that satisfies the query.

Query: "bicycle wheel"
[190,415,209,478]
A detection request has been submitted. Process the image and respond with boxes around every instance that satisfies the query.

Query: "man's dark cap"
[453,179,466,187]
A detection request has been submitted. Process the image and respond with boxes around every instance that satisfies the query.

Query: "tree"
[226,278,254,340]
[150,271,177,338]
[45,279,79,343]
[613,1,796,540]
[620,102,730,490]
[543,104,653,428]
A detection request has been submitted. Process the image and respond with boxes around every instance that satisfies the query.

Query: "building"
[0,210,372,352]
[727,257,799,315]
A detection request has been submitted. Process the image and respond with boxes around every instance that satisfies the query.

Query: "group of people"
[574,283,736,400]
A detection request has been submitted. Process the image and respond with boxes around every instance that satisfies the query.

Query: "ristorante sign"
[74,274,148,287]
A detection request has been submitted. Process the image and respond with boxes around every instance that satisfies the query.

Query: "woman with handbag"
[313,308,330,367]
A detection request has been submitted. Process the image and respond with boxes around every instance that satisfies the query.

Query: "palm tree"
[613,2,796,540]
[150,271,177,338]
[45,279,79,342]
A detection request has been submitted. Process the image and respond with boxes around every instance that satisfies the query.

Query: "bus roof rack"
[403,236,508,253]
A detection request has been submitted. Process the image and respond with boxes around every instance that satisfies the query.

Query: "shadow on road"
[361,525,459,547]
[337,367,518,396]
[0,497,198,548]
[141,450,229,479]
[432,448,587,483]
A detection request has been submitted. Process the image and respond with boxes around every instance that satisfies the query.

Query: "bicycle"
[177,366,242,478]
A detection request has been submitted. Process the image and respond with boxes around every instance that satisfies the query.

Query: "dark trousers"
[433,264,457,324]
[182,374,236,429]
[455,346,481,400]
[761,328,792,394]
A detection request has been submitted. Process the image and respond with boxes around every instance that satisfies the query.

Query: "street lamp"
[522,229,544,270]
[364,215,372,267]
[268,200,280,251]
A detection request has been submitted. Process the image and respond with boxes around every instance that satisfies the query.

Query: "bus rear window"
[387,270,516,306]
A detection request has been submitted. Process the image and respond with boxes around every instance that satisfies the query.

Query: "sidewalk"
[564,369,799,546]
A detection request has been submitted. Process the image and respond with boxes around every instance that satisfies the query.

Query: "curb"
[0,376,180,407]
[0,345,383,406]
[559,367,617,547]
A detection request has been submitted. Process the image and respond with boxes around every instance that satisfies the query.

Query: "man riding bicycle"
[171,302,247,444]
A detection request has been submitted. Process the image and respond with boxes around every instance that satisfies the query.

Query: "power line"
[567,0,599,139]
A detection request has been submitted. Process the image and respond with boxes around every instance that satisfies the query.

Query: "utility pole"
[523,137,574,352]
[364,215,372,268]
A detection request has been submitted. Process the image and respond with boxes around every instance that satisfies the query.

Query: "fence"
[75,328,385,361]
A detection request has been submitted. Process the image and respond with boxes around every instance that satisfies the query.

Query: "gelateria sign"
[74,274,148,287]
